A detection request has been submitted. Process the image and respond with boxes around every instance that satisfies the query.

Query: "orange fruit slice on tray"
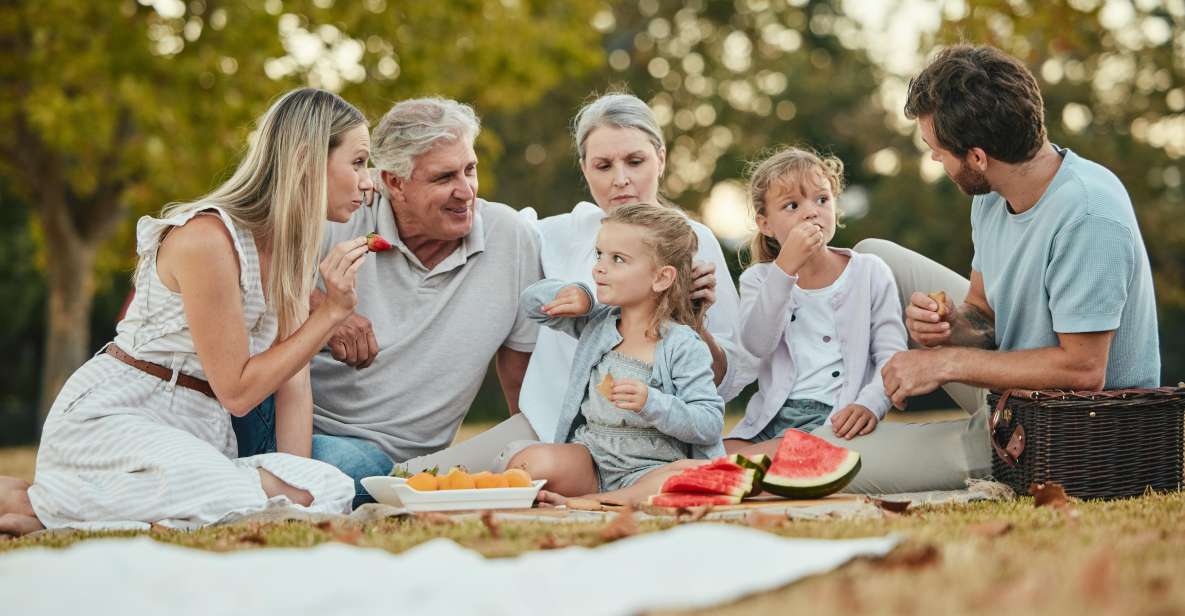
[406,472,438,492]
[504,468,533,488]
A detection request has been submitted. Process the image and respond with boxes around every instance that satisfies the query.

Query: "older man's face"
[388,138,478,241]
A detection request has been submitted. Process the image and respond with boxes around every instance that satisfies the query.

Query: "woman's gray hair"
[371,97,481,179]
[572,93,666,161]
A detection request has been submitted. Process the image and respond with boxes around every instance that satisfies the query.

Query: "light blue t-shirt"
[970,146,1160,388]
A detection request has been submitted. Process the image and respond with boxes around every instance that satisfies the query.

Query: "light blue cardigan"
[521,279,726,460]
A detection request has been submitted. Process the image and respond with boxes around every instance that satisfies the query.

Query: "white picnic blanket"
[3,524,897,615]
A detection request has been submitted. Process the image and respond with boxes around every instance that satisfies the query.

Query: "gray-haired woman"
[399,92,747,477]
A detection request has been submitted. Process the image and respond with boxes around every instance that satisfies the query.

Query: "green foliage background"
[1,0,1181,444]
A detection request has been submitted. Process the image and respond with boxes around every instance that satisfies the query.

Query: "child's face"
[756,170,837,248]
[592,221,675,307]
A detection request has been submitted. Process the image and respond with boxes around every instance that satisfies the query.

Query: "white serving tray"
[360,476,547,512]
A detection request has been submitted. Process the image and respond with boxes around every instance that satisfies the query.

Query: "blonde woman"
[0,88,372,534]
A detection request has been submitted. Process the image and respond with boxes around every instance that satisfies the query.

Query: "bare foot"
[0,513,44,537]
[258,469,313,507]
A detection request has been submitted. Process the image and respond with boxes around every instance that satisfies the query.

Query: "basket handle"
[988,390,1026,466]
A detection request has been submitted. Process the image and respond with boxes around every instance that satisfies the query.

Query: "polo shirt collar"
[374,193,486,273]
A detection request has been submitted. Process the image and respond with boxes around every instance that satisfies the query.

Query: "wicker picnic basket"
[987,387,1185,500]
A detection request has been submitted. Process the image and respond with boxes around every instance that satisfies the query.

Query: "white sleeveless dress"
[28,208,355,530]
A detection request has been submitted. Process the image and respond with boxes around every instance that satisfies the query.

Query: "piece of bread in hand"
[927,291,949,318]
[596,372,616,400]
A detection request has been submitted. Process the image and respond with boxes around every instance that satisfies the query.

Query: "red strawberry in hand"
[366,233,393,252]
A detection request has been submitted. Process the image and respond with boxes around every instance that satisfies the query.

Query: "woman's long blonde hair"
[604,203,704,339]
[155,88,366,336]
[745,146,845,265]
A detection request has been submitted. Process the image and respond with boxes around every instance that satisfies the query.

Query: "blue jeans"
[232,396,278,457]
[232,395,393,508]
[311,434,393,507]
[753,398,832,443]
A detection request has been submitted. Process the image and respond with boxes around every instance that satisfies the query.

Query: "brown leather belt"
[104,344,216,399]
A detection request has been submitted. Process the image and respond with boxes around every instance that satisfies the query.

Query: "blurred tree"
[0,0,601,427]
[488,0,908,242]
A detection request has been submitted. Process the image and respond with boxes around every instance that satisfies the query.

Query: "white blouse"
[517,201,749,442]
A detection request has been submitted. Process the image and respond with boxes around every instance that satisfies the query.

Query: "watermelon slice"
[661,467,755,497]
[761,429,861,499]
[647,493,740,507]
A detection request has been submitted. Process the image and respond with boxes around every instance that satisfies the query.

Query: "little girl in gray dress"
[509,203,725,497]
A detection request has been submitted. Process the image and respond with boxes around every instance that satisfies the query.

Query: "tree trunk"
[36,202,99,426]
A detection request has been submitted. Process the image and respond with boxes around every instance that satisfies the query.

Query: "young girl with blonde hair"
[509,203,725,500]
[1,88,375,534]
[725,146,907,458]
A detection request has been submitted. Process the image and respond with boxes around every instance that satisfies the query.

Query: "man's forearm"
[939,345,1105,391]
[949,303,997,349]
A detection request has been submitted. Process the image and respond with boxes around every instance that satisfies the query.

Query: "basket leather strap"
[989,390,1024,466]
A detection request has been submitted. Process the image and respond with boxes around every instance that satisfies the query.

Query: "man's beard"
[951,163,992,195]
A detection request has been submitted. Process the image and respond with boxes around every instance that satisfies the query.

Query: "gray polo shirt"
[310,195,542,461]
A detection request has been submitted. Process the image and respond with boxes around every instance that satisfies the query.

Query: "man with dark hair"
[818,45,1160,493]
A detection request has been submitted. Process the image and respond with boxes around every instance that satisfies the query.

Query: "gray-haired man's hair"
[572,93,666,161]
[371,97,481,180]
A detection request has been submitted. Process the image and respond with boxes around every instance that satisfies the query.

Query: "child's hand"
[610,378,648,412]
[830,404,877,439]
[542,285,592,317]
[773,221,825,275]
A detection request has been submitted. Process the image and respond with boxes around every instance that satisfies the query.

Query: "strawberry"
[366,232,393,252]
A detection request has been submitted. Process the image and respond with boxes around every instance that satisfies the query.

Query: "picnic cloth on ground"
[1,525,897,615]
[27,207,354,530]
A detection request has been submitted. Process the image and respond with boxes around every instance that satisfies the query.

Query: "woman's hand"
[542,285,592,317]
[773,221,825,276]
[318,237,369,321]
[611,378,649,412]
[690,260,717,310]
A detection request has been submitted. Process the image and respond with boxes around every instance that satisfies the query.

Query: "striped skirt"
[28,354,354,531]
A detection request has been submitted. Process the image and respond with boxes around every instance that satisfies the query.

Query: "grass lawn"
[3,413,1183,615]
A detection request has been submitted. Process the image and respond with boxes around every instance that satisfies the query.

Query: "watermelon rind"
[729,454,770,496]
[762,452,861,499]
[742,453,772,472]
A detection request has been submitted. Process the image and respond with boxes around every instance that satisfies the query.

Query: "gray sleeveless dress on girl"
[572,351,691,491]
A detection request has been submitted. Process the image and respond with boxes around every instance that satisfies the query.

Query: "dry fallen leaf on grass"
[599,507,639,542]
[1030,482,1069,508]
[238,532,267,546]
[480,510,501,538]
[868,497,911,515]
[968,520,1013,538]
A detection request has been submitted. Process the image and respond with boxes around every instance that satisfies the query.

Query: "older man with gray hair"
[307,98,542,505]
